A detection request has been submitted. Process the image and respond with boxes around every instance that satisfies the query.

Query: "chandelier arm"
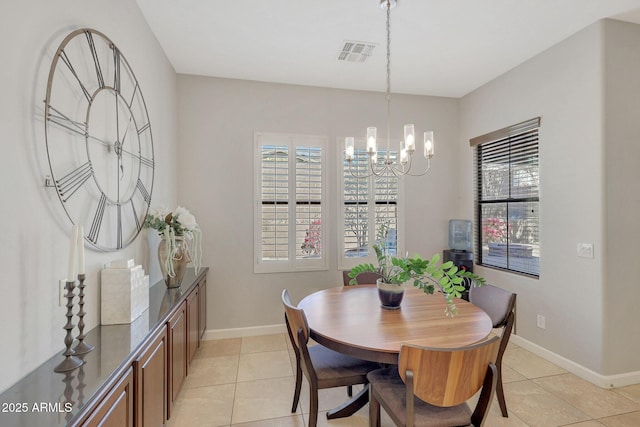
[402,159,432,176]
[347,157,389,178]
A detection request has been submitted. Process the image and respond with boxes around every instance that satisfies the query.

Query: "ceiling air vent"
[338,41,376,62]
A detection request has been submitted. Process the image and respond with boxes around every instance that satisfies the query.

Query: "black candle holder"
[54,280,84,373]
[72,274,94,355]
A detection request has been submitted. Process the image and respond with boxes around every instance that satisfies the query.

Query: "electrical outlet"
[577,243,594,258]
[537,314,546,329]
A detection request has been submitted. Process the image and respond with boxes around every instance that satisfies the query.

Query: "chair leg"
[347,385,353,397]
[496,364,508,417]
[309,384,319,427]
[291,358,302,413]
[369,386,381,427]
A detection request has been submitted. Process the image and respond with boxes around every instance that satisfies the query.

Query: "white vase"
[158,235,192,288]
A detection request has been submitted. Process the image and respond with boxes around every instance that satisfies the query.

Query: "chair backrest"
[398,335,501,407]
[342,270,383,286]
[282,289,311,350]
[469,284,516,328]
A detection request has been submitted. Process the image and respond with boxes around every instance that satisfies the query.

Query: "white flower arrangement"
[145,206,202,277]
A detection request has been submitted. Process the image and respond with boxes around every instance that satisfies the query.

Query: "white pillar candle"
[77,225,85,275]
[67,225,77,281]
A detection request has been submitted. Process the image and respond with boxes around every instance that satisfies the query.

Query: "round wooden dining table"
[298,285,493,365]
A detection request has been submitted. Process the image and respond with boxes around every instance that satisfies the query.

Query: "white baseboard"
[511,335,640,389]
[202,323,286,341]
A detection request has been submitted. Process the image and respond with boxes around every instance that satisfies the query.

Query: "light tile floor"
[168,334,640,427]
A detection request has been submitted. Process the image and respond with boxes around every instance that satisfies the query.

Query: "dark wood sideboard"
[0,267,208,427]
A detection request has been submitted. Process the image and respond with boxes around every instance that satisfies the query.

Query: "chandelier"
[345,0,434,177]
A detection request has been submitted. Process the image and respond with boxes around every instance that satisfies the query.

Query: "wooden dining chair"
[469,284,517,417]
[342,270,383,285]
[368,335,501,427]
[282,289,380,427]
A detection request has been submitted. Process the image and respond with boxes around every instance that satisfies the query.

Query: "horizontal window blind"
[260,145,289,261]
[473,118,540,277]
[255,133,326,273]
[296,147,323,259]
[342,147,399,261]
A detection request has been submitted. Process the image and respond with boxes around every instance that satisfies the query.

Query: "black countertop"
[0,267,208,427]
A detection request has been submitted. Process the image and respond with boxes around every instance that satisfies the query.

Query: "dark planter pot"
[376,279,404,310]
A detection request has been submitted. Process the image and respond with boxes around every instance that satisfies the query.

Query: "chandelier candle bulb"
[345,137,355,161]
[404,124,416,153]
[424,131,434,158]
[366,127,377,154]
[67,225,78,282]
[400,147,408,164]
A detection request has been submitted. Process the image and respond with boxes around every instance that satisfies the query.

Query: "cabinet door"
[187,287,199,365]
[80,367,134,427]
[198,279,207,340]
[135,327,168,427]
[168,301,187,419]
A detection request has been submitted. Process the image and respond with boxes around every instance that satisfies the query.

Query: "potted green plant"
[348,223,485,315]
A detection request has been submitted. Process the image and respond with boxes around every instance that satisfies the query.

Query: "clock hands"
[47,104,122,151]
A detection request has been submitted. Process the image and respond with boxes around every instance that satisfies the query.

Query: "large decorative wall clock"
[44,28,154,251]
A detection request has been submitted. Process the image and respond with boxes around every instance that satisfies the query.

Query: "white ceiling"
[135,0,640,98]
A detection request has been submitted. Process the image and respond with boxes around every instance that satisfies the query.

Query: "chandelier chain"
[385,0,392,160]
[386,0,391,97]
[345,0,434,178]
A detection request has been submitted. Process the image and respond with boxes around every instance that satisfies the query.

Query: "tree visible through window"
[472,118,540,277]
[341,145,400,267]
[255,132,327,273]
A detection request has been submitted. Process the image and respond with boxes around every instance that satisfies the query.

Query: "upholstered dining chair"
[282,289,380,427]
[342,270,383,285]
[368,335,501,427]
[469,284,517,417]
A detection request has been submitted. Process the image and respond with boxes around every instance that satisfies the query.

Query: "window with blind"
[471,118,540,277]
[340,142,401,268]
[254,132,327,273]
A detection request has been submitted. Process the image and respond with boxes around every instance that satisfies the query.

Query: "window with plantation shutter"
[340,140,402,269]
[255,132,327,273]
[471,118,540,277]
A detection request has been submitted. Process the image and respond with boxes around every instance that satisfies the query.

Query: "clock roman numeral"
[127,83,139,109]
[56,162,93,202]
[117,203,123,249]
[47,104,87,138]
[85,31,105,89]
[140,155,154,168]
[88,193,107,244]
[136,179,151,203]
[113,46,121,93]
[130,200,141,231]
[59,49,92,103]
[137,122,150,135]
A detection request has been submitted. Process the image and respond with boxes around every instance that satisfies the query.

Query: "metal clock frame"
[44,28,154,251]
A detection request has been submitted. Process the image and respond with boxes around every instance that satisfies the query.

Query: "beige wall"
[603,19,640,375]
[0,0,178,394]
[460,19,640,379]
[176,75,461,331]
